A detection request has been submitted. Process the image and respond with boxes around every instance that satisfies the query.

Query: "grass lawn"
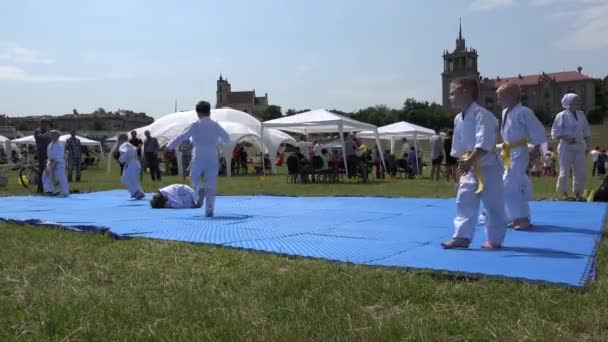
[0,156,607,340]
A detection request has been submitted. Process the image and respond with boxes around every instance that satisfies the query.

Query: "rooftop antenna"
[174,99,178,112]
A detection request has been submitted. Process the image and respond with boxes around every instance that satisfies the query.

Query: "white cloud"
[0,65,89,82]
[547,0,608,49]
[0,42,54,64]
[470,0,514,11]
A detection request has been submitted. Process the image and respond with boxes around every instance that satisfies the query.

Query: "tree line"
[256,77,608,128]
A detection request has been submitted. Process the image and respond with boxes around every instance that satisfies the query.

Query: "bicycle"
[18,163,39,193]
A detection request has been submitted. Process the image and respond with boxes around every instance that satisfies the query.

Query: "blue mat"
[0,190,605,288]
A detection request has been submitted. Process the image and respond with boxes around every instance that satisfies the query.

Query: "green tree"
[255,105,282,121]
[587,106,607,124]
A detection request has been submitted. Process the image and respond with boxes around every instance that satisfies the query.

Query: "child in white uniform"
[116,133,145,200]
[42,130,70,196]
[441,79,508,250]
[497,82,547,230]
[551,93,591,201]
[166,101,231,217]
[150,184,203,209]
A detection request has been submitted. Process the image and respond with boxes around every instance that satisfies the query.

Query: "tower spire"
[459,17,462,40]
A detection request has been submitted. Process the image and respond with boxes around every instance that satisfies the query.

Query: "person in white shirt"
[430,129,444,181]
[441,78,507,250]
[497,82,547,230]
[115,133,145,200]
[400,138,410,158]
[150,184,203,209]
[297,135,313,161]
[551,93,592,201]
[166,101,231,217]
[591,147,600,177]
[313,141,322,157]
[41,130,69,196]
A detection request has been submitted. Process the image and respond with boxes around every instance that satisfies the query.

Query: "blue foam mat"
[0,190,605,288]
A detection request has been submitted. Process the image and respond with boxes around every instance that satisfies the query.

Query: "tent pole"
[414,133,419,177]
[390,136,395,154]
[338,122,348,178]
[375,128,387,175]
[261,123,265,178]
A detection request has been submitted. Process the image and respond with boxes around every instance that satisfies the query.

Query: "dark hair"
[435,127,441,133]
[195,101,211,116]
[451,78,480,100]
[321,148,328,154]
[150,192,167,209]
[447,129,454,137]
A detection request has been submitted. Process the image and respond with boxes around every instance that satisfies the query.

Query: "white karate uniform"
[159,184,198,209]
[501,104,547,221]
[119,142,143,197]
[551,109,591,194]
[42,141,69,195]
[167,117,231,212]
[451,102,507,245]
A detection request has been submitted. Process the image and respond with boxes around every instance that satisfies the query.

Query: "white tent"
[12,134,104,160]
[126,108,297,176]
[357,121,435,152]
[357,121,435,170]
[262,109,386,177]
[0,135,20,159]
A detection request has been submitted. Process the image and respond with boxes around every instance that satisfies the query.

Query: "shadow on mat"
[501,246,585,259]
[183,214,253,221]
[527,225,600,236]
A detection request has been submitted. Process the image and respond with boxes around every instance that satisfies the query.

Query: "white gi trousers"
[121,159,142,196]
[556,141,586,194]
[42,161,69,195]
[454,158,507,245]
[503,147,532,221]
[190,156,219,211]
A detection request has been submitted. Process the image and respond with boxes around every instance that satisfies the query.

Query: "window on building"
[521,95,528,105]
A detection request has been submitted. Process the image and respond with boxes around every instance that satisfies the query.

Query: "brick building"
[215,75,269,114]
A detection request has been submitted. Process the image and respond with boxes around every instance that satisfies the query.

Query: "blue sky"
[1,0,607,118]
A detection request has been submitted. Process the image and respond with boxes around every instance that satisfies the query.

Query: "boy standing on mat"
[116,133,145,200]
[166,101,231,218]
[497,82,546,230]
[441,78,508,250]
[41,130,70,197]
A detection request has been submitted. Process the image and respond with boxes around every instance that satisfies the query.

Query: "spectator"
[344,133,359,177]
[401,138,410,158]
[408,146,420,177]
[313,141,322,157]
[34,118,53,193]
[297,135,313,161]
[443,129,457,182]
[144,130,162,181]
[597,148,607,178]
[65,130,82,182]
[430,128,444,181]
[591,146,600,177]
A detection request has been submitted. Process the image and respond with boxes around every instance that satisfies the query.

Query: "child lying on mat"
[150,184,203,209]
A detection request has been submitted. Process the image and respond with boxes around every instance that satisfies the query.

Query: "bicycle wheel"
[19,166,39,192]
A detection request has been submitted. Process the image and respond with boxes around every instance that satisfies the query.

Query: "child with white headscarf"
[551,93,591,200]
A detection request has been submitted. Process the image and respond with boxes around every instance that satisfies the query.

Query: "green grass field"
[1,149,607,340]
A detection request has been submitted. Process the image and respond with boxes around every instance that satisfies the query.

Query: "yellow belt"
[463,151,483,194]
[501,139,529,170]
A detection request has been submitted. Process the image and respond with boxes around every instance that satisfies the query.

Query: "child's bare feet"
[441,238,470,249]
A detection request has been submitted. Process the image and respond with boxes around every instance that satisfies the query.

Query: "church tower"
[216,74,231,108]
[441,20,480,109]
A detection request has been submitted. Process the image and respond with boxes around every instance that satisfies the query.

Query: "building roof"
[482,71,593,88]
[227,91,255,104]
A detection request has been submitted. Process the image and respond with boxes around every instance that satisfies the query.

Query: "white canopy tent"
[262,109,386,177]
[0,135,20,159]
[124,108,297,176]
[357,121,435,170]
[12,134,104,159]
